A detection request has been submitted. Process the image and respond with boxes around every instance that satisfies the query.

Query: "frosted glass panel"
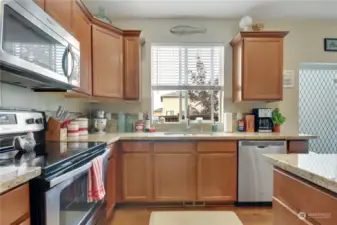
[299,64,337,153]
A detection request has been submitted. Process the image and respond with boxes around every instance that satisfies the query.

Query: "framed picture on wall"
[324,38,337,52]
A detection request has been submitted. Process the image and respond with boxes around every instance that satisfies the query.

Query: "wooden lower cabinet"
[0,183,30,225]
[120,141,238,203]
[153,153,196,201]
[197,152,237,201]
[106,154,116,217]
[273,168,337,225]
[273,198,307,225]
[122,153,152,201]
[19,218,31,225]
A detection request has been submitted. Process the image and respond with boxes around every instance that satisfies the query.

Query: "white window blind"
[151,45,223,90]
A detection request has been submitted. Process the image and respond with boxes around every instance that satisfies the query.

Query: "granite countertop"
[264,153,337,194]
[0,166,41,194]
[70,132,317,145]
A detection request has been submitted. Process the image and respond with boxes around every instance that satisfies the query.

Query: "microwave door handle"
[48,162,92,188]
[68,46,75,78]
[62,46,69,77]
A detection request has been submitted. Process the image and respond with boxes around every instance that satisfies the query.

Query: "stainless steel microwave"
[0,0,80,89]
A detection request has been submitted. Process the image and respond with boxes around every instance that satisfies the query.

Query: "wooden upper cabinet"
[153,153,196,202]
[72,2,92,95]
[34,0,45,9]
[197,152,237,202]
[92,25,123,98]
[122,153,152,201]
[231,31,289,102]
[45,0,73,32]
[123,33,141,100]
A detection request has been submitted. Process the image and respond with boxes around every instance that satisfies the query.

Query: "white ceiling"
[82,0,337,20]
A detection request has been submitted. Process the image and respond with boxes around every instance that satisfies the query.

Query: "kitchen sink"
[163,132,214,136]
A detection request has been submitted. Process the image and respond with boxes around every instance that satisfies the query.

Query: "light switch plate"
[283,70,295,88]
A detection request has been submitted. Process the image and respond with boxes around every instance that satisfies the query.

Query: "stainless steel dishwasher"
[238,141,286,204]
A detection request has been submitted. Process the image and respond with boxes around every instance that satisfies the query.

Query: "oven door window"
[59,172,96,225]
[2,5,67,76]
[45,170,99,225]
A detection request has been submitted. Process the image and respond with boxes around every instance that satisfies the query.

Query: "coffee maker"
[252,108,273,132]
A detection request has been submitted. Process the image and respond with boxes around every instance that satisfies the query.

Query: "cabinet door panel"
[106,157,116,217]
[72,2,92,95]
[124,37,140,100]
[273,198,308,225]
[0,184,30,225]
[92,25,123,98]
[243,38,283,100]
[19,217,31,225]
[45,0,73,32]
[34,0,45,9]
[122,153,152,201]
[154,153,196,201]
[197,153,237,201]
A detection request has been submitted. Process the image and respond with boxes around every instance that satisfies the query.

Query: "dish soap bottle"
[144,112,151,132]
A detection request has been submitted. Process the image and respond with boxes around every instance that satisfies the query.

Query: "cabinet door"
[34,0,45,9]
[19,218,30,225]
[273,198,307,225]
[45,0,73,32]
[106,157,116,217]
[243,38,283,100]
[123,36,140,100]
[92,25,123,98]
[197,153,237,201]
[0,184,30,225]
[154,153,196,201]
[72,2,92,95]
[122,153,152,201]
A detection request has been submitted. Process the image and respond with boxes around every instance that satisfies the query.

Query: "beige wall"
[94,19,337,133]
[0,83,89,113]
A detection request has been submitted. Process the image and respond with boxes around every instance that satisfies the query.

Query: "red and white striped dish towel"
[88,155,106,202]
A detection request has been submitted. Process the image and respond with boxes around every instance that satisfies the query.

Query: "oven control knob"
[26,118,35,124]
[35,118,43,124]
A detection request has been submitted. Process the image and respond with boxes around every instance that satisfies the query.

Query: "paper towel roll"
[224,112,233,133]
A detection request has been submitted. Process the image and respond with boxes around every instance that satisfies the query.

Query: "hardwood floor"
[104,206,273,225]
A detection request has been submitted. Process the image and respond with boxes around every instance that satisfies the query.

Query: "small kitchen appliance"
[0,0,80,89]
[252,108,273,133]
[0,109,109,225]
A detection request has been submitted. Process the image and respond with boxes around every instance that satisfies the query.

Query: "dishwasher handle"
[239,141,286,148]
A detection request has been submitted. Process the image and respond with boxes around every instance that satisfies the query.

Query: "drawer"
[273,198,308,225]
[121,141,151,152]
[197,141,237,153]
[288,141,308,154]
[274,169,337,225]
[0,183,30,225]
[154,142,196,153]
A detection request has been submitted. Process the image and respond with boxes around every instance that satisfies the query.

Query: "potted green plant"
[272,108,286,133]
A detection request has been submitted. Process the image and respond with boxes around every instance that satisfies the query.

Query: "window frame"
[151,43,225,124]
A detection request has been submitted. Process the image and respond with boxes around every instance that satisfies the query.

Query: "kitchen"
[0,0,336,225]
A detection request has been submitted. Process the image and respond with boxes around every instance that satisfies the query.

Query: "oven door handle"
[49,162,92,188]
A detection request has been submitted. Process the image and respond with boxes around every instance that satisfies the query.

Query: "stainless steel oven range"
[0,110,109,225]
[0,0,80,89]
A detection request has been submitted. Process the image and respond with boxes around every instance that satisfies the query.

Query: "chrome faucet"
[186,105,191,130]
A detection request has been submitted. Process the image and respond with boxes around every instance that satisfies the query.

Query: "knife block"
[45,117,67,141]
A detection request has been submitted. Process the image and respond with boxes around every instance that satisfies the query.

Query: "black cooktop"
[0,141,106,176]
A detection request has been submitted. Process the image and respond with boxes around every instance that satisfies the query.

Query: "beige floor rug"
[149,211,244,225]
